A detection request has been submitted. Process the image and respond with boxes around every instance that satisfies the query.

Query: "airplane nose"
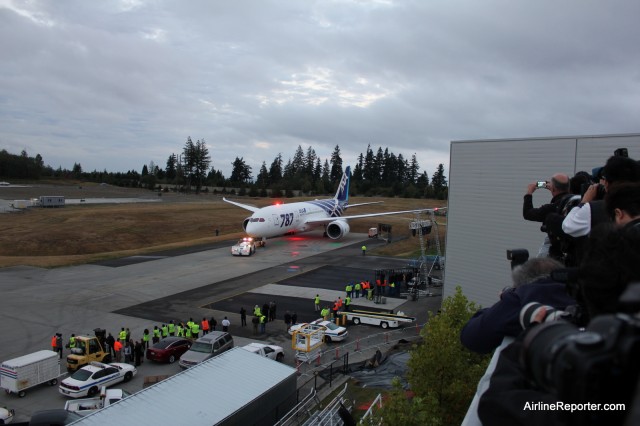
[245,221,258,237]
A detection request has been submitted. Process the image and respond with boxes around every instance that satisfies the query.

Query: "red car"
[146,337,192,363]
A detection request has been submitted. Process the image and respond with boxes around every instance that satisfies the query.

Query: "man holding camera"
[523,173,571,261]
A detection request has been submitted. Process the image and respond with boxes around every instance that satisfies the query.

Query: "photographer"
[523,173,571,260]
[562,155,640,238]
[477,224,640,425]
[460,257,574,354]
[605,182,640,230]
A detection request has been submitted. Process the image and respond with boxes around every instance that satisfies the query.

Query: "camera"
[506,249,529,270]
[536,181,547,188]
[519,282,640,425]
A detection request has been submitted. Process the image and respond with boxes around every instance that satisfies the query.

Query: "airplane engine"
[242,217,251,231]
[326,220,350,239]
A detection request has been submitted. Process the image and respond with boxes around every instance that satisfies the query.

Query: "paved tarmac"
[0,232,442,422]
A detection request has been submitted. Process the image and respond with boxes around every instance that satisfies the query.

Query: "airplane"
[223,166,440,242]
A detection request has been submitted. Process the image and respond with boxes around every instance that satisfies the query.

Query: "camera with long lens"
[519,282,640,425]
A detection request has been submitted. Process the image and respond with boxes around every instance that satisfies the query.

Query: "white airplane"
[223,166,439,241]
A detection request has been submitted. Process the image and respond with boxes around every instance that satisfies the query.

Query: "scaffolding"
[408,209,444,298]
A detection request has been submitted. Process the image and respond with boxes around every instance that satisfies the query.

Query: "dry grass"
[0,194,446,268]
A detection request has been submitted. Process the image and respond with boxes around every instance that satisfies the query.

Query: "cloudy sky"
[1,0,639,178]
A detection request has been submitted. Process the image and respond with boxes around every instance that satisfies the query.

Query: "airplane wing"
[304,208,443,225]
[345,201,383,209]
[222,197,260,213]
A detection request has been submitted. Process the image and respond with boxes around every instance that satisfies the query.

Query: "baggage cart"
[1,350,61,397]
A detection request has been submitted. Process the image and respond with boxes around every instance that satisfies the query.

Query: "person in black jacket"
[460,257,574,354]
[523,173,571,260]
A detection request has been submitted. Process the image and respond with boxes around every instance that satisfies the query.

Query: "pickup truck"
[64,388,130,416]
[240,343,284,362]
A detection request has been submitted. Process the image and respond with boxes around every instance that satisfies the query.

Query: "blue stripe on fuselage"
[308,199,346,217]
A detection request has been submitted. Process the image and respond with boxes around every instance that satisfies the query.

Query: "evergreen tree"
[381,287,489,425]
[230,157,252,184]
[329,145,343,183]
[431,163,448,200]
[165,154,177,181]
[256,161,269,187]
[269,153,283,184]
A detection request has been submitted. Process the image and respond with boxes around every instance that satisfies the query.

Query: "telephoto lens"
[519,302,566,329]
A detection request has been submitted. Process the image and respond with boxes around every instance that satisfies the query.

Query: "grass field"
[0,189,446,268]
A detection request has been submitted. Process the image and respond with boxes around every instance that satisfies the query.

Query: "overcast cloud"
[1,0,639,178]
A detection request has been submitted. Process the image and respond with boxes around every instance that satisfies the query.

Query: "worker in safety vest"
[354,282,361,298]
[345,283,352,299]
[191,321,200,339]
[119,328,127,344]
[142,329,150,349]
[68,334,76,349]
[168,320,175,336]
[152,326,161,344]
[390,281,396,296]
[337,297,343,309]
[345,296,351,311]
[201,318,210,335]
[185,326,192,339]
[259,315,266,334]
[314,294,321,311]
[362,245,366,255]
[161,324,168,338]
[113,340,122,362]
[254,305,261,317]
[176,323,184,337]
[321,307,330,320]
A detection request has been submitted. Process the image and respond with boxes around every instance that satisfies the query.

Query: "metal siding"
[72,347,297,426]
[444,134,640,308]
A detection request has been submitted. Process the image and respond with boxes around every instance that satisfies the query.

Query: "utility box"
[39,196,65,208]
[0,350,61,397]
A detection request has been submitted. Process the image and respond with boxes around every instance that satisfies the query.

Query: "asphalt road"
[0,231,441,422]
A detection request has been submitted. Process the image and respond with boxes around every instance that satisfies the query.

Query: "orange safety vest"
[114,340,122,352]
[337,298,343,308]
[51,336,57,348]
[202,319,209,331]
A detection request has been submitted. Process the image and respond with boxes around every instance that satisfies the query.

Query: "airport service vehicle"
[240,343,284,362]
[224,166,438,241]
[66,335,111,372]
[345,310,416,329]
[145,337,192,363]
[0,350,60,398]
[289,319,348,343]
[59,362,136,398]
[0,406,14,423]
[231,237,256,256]
[178,331,234,369]
[64,387,131,416]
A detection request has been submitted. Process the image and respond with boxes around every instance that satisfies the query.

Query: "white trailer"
[39,196,65,207]
[0,350,61,397]
[344,310,415,329]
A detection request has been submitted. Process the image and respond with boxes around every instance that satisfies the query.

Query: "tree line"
[0,139,448,199]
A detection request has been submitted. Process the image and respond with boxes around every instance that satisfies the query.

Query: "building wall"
[443,134,640,308]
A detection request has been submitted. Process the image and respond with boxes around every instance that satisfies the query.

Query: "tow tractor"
[343,309,415,329]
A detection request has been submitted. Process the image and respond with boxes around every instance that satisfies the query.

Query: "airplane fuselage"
[244,199,345,238]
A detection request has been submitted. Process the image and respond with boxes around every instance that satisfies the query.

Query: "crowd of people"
[461,151,640,424]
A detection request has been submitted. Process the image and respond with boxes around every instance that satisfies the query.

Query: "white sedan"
[240,343,284,362]
[289,319,349,343]
[231,237,256,256]
[59,362,136,398]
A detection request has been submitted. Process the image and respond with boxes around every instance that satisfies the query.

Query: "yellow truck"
[66,336,111,372]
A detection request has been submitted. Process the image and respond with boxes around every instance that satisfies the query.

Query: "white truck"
[344,309,416,329]
[0,350,60,397]
[64,387,130,416]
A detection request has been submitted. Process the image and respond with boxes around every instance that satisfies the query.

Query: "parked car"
[178,331,234,369]
[28,409,82,425]
[58,362,136,398]
[289,319,348,343]
[146,337,192,363]
[240,343,284,362]
[231,237,256,256]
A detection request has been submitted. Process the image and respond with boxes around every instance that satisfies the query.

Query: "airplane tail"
[334,166,350,203]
